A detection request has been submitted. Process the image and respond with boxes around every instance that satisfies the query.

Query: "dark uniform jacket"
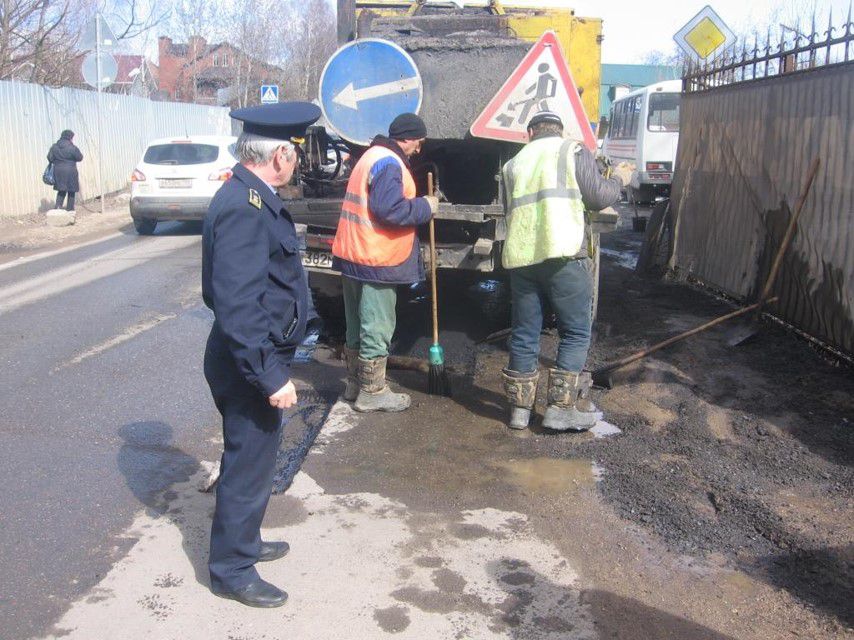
[202,164,308,399]
[47,138,83,193]
[333,136,432,285]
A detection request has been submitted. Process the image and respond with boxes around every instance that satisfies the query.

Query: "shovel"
[726,157,820,346]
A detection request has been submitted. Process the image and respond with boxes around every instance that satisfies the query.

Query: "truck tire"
[134,218,157,235]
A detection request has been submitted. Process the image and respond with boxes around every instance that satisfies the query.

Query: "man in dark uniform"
[202,101,320,608]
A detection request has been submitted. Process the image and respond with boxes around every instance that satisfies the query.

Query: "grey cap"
[527,111,563,129]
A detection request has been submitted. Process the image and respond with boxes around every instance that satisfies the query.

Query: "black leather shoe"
[259,540,290,562]
[213,579,288,608]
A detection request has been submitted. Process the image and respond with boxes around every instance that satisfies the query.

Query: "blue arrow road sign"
[319,38,422,146]
[260,84,279,104]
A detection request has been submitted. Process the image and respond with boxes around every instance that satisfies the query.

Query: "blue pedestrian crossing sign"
[319,38,422,146]
[260,85,279,104]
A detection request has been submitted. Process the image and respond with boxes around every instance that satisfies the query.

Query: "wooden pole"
[428,172,439,345]
[592,297,779,378]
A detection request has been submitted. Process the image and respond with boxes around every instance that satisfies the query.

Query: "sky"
[566,0,850,63]
[121,0,851,64]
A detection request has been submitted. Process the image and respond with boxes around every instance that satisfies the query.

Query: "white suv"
[129,135,238,234]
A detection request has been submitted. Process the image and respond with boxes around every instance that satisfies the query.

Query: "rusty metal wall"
[0,80,231,218]
[669,62,854,355]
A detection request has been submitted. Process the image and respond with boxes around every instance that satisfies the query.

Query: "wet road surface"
[1,206,850,639]
[0,223,222,638]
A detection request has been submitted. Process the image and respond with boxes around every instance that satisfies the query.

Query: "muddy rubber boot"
[501,369,540,430]
[354,356,411,413]
[542,369,600,432]
[342,346,360,402]
[574,371,602,423]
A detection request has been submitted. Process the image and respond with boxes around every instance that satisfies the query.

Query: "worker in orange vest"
[332,113,438,412]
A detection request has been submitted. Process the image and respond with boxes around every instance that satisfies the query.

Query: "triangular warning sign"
[470,31,596,150]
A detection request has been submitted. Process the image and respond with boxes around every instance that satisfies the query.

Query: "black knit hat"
[388,113,427,140]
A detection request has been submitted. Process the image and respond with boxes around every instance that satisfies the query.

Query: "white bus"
[602,80,681,204]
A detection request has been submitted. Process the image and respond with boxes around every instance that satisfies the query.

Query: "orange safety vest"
[332,146,417,267]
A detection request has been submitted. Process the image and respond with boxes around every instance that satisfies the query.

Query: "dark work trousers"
[508,257,593,374]
[204,330,284,592]
[55,191,76,211]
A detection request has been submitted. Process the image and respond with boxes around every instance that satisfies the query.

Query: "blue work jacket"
[202,164,308,398]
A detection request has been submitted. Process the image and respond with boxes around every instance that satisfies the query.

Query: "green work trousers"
[342,276,397,360]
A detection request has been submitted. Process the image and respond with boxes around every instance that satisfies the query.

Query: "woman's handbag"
[42,163,55,186]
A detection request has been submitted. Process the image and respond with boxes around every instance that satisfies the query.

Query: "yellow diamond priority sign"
[674,5,736,62]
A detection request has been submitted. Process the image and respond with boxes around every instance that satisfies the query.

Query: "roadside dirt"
[0,192,134,260]
[577,226,853,636]
[309,205,853,639]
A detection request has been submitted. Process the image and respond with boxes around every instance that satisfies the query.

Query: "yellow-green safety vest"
[501,136,586,269]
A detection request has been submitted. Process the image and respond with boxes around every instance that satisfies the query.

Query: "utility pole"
[96,13,105,214]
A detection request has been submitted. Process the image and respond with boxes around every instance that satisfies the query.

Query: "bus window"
[648,93,680,132]
[611,102,626,138]
[629,96,641,137]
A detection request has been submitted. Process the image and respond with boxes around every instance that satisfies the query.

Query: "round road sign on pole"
[82,52,118,90]
[319,38,422,146]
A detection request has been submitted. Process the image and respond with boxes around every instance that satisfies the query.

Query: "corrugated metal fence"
[668,61,854,356]
[0,81,231,218]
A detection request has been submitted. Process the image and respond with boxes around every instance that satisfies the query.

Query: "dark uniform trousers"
[202,163,307,592]
[204,329,286,591]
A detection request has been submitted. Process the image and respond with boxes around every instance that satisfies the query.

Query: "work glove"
[612,162,637,187]
[424,195,439,214]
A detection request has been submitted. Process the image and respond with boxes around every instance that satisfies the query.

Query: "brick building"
[157,36,282,105]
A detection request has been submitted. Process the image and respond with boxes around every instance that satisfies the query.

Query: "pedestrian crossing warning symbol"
[470,31,596,150]
[260,84,279,104]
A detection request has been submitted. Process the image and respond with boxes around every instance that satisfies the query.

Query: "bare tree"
[639,48,686,68]
[219,0,335,106]
[221,0,282,107]
[1,0,169,86]
[0,0,87,83]
[107,0,170,41]
[280,0,337,100]
[172,0,221,101]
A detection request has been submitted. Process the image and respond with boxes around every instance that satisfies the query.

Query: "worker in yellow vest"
[501,111,634,432]
[332,113,438,412]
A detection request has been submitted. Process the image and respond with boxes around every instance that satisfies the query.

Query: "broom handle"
[427,173,439,345]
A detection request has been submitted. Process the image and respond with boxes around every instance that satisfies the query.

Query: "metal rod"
[592,297,779,377]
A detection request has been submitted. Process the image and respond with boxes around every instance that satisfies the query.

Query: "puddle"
[496,457,598,493]
[294,330,319,363]
[473,279,503,293]
[590,420,622,439]
[599,248,638,270]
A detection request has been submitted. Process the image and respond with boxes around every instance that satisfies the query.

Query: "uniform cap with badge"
[230,101,322,142]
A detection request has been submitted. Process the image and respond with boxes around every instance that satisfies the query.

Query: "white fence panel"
[0,81,231,218]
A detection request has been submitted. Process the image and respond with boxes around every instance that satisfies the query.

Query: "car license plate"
[159,179,192,189]
[301,250,332,269]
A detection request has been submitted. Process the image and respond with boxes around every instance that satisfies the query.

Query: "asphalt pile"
[578,231,853,629]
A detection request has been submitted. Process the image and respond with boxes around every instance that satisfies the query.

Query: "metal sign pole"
[96,13,105,214]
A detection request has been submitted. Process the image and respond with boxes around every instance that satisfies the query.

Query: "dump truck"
[289,0,618,303]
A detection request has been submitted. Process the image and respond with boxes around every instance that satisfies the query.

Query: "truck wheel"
[134,218,157,235]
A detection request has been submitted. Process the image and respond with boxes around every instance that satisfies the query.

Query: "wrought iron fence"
[684,6,854,92]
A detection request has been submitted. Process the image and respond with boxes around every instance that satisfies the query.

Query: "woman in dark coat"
[47,130,83,211]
